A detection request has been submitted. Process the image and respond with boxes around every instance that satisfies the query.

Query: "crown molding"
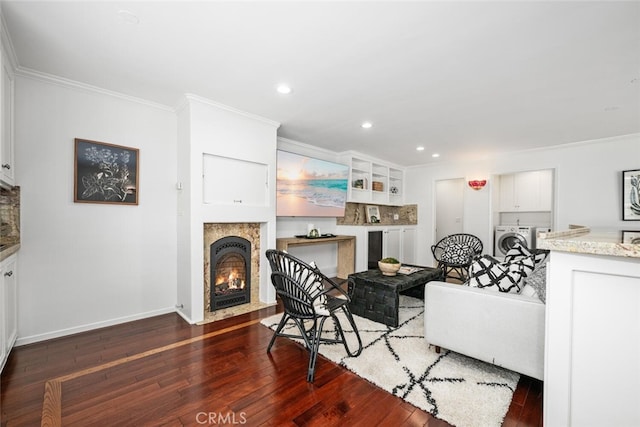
[183,93,280,128]
[15,66,175,112]
[0,13,18,72]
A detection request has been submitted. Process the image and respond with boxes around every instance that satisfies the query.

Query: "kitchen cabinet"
[498,169,552,212]
[544,250,640,426]
[402,227,417,264]
[0,48,15,188]
[344,153,404,206]
[1,253,17,373]
[337,225,417,272]
[383,227,402,260]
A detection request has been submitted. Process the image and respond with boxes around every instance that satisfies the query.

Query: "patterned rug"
[260,295,519,427]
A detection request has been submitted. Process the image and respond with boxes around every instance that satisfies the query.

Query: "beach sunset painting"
[276,150,349,217]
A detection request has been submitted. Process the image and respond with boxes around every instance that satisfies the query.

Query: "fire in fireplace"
[210,236,251,311]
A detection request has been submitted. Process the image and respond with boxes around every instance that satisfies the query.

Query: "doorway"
[435,178,464,243]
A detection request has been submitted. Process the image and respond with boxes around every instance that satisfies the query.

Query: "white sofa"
[424,280,545,380]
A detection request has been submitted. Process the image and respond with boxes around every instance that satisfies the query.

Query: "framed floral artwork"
[622,169,640,220]
[74,139,139,205]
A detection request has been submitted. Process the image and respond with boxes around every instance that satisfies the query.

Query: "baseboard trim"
[15,307,178,346]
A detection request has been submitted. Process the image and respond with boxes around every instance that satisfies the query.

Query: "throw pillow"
[523,263,547,303]
[505,243,549,265]
[442,242,473,265]
[504,243,548,277]
[467,255,527,293]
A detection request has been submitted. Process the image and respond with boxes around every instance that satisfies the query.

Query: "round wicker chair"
[431,233,483,282]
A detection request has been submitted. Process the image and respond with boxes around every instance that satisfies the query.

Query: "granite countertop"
[537,226,640,259]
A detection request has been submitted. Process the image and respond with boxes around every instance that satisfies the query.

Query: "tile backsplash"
[0,186,20,246]
[337,202,417,226]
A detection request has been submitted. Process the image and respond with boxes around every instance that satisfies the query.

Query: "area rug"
[260,296,519,427]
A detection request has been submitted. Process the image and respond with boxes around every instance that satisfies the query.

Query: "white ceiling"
[2,1,639,166]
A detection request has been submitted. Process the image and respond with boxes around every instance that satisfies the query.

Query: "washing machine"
[494,225,535,257]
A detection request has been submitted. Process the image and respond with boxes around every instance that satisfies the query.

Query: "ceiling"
[2,1,639,166]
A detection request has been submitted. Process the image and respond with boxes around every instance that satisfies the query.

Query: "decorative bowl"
[378,260,401,276]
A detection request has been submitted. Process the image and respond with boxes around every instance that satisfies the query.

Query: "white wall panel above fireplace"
[203,153,268,207]
[176,95,279,324]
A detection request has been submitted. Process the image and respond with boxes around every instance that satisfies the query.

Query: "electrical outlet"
[393,214,399,220]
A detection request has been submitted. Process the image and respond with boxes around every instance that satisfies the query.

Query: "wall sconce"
[468,180,487,191]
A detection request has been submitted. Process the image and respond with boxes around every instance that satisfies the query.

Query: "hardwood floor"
[1,305,542,426]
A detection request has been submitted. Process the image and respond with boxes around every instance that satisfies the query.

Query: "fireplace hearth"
[210,236,251,311]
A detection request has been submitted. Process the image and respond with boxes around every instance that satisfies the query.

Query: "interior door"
[435,178,464,243]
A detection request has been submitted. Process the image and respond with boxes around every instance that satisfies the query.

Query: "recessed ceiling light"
[277,85,292,95]
[432,153,440,158]
[416,146,425,151]
[361,122,373,129]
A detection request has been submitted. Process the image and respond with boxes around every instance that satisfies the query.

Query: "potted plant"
[378,257,401,276]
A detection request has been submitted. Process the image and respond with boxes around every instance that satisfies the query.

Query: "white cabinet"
[337,225,417,272]
[402,227,417,264]
[1,253,17,373]
[383,227,402,260]
[544,251,640,427]
[344,153,404,206]
[0,48,15,188]
[498,169,552,212]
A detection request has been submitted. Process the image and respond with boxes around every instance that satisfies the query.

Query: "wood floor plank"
[1,304,543,426]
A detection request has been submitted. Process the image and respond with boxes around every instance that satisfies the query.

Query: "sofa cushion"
[467,255,527,293]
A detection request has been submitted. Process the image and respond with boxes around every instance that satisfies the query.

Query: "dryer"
[494,225,535,257]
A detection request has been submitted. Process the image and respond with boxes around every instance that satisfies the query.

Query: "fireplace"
[210,236,251,311]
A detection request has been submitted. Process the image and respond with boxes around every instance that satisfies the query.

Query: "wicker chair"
[265,249,362,382]
[431,233,483,282]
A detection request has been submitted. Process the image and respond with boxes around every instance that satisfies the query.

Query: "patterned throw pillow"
[504,243,548,277]
[467,255,527,293]
[523,263,547,303]
[442,242,473,264]
[503,243,549,302]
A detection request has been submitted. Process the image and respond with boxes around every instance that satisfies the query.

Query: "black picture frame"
[74,138,139,205]
[623,169,640,220]
[622,230,640,244]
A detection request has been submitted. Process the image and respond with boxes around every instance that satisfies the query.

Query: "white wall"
[175,95,279,323]
[15,75,178,344]
[406,133,640,266]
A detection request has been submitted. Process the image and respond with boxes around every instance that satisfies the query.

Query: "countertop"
[537,226,640,259]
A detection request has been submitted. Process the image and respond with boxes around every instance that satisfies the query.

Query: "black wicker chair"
[265,249,362,382]
[431,233,483,282]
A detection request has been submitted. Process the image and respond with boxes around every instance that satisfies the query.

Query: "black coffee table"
[347,266,444,327]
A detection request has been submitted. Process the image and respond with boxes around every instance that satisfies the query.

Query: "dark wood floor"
[1,304,542,426]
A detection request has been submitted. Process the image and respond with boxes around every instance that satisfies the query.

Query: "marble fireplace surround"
[202,222,272,324]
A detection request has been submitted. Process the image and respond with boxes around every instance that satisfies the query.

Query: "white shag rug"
[260,295,519,427]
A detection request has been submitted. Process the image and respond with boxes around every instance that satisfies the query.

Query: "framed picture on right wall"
[622,169,640,220]
[622,230,640,244]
